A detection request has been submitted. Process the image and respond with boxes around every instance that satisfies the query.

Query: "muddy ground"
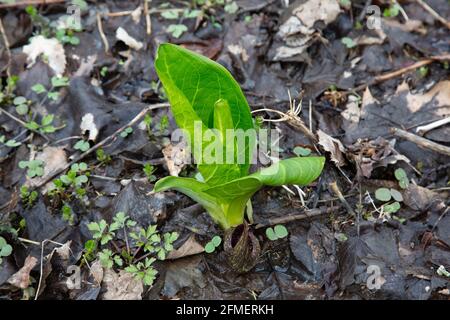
[0,0,449,300]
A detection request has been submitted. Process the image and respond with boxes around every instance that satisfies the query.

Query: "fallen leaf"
[116,27,143,51]
[162,139,190,176]
[102,269,143,300]
[23,35,66,76]
[317,129,346,166]
[167,234,204,260]
[7,255,38,289]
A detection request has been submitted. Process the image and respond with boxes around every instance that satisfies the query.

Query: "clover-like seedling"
[74,139,90,152]
[266,225,288,241]
[120,127,133,138]
[394,168,409,189]
[0,135,21,148]
[13,96,29,115]
[205,235,222,253]
[19,159,45,178]
[0,236,13,265]
[153,44,325,230]
[293,146,312,157]
[375,187,403,214]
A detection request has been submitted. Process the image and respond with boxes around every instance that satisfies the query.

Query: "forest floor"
[0,0,449,300]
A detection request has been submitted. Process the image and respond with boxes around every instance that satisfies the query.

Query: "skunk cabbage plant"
[154,43,324,230]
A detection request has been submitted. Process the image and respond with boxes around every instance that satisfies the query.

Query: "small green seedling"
[293,146,312,157]
[19,159,45,178]
[96,148,111,165]
[266,225,288,241]
[61,203,74,224]
[120,127,133,138]
[125,258,158,286]
[394,168,409,189]
[167,24,188,38]
[20,186,38,208]
[143,163,157,182]
[204,235,222,253]
[74,139,90,152]
[0,236,13,265]
[375,187,403,214]
[0,135,21,148]
[25,114,60,134]
[224,1,239,14]
[341,37,357,49]
[13,96,29,115]
[100,66,108,77]
[437,265,450,278]
[383,3,400,17]
[153,44,325,230]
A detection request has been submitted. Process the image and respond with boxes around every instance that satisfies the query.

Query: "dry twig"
[390,127,450,157]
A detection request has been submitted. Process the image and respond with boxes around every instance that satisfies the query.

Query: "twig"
[416,117,450,136]
[96,13,109,53]
[0,17,11,79]
[34,103,169,189]
[415,0,450,29]
[350,54,450,92]
[255,206,338,228]
[390,127,450,157]
[0,107,50,142]
[329,181,357,217]
[0,0,65,9]
[144,0,151,35]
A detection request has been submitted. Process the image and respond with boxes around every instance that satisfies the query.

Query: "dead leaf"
[102,269,143,300]
[116,27,143,51]
[162,139,190,176]
[23,35,66,76]
[80,113,99,141]
[167,234,204,260]
[317,129,346,166]
[7,255,38,289]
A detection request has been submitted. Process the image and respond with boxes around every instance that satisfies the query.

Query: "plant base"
[223,222,261,273]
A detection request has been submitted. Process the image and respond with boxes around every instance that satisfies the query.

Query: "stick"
[415,0,450,29]
[329,181,357,217]
[255,206,338,228]
[350,54,450,92]
[0,17,11,78]
[416,117,450,136]
[96,13,109,53]
[34,103,169,189]
[391,127,450,156]
[144,0,151,35]
[0,107,50,141]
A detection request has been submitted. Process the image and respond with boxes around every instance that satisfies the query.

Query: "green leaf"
[155,43,254,185]
[341,37,357,49]
[383,201,401,214]
[161,10,179,19]
[13,96,27,105]
[47,91,59,101]
[293,146,311,157]
[394,168,407,180]
[51,76,69,87]
[274,225,288,238]
[211,235,222,247]
[167,24,188,38]
[204,242,216,253]
[74,140,90,151]
[16,104,29,115]
[390,188,403,202]
[224,1,239,14]
[375,188,391,202]
[5,139,21,147]
[265,228,277,241]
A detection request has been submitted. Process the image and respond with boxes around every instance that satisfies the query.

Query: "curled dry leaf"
[116,27,143,51]
[317,129,346,166]
[272,0,340,61]
[7,255,38,289]
[102,269,143,300]
[80,113,99,141]
[166,234,204,260]
[23,36,66,76]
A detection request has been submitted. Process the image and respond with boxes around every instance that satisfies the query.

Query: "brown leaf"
[7,255,38,289]
[317,129,346,166]
[167,234,204,260]
[102,269,143,300]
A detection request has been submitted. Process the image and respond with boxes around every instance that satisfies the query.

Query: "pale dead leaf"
[80,113,99,141]
[89,259,104,286]
[162,139,190,176]
[317,129,346,166]
[7,255,38,289]
[23,36,66,76]
[167,234,204,260]
[102,269,143,300]
[116,27,143,51]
